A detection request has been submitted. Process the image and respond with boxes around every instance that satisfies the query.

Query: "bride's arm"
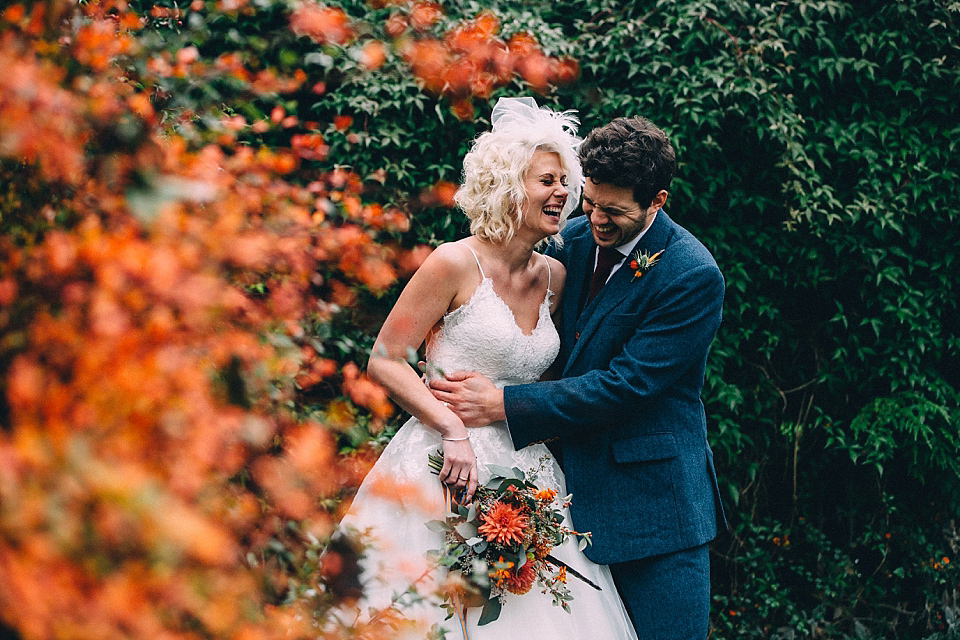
[367,243,479,499]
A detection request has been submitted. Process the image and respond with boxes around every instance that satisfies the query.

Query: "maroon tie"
[588,246,622,302]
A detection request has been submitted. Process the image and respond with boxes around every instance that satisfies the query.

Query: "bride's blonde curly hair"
[455,100,582,246]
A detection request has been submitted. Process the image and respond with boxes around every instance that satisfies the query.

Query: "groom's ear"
[649,190,668,210]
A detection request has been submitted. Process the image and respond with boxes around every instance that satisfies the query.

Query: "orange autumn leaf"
[473,10,500,37]
[553,56,580,85]
[397,245,433,276]
[72,19,139,72]
[358,40,387,70]
[516,52,552,93]
[0,40,86,183]
[0,278,16,305]
[291,132,329,161]
[447,11,499,52]
[6,357,45,413]
[151,500,239,566]
[126,92,155,120]
[366,474,442,515]
[384,11,408,37]
[507,31,539,57]
[404,38,449,94]
[290,3,353,45]
[325,398,357,429]
[3,5,26,23]
[450,97,475,121]
[341,362,393,419]
[252,456,313,519]
[410,1,443,31]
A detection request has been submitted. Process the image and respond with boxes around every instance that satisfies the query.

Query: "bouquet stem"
[444,484,473,640]
[544,554,602,591]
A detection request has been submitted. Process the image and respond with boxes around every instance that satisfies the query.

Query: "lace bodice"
[376,248,561,490]
[424,276,560,387]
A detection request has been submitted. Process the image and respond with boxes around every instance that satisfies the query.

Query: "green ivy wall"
[120,0,960,636]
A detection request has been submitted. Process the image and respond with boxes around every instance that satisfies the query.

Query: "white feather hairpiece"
[491,96,581,142]
[489,97,583,220]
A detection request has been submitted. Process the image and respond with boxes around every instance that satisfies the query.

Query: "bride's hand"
[439,437,478,503]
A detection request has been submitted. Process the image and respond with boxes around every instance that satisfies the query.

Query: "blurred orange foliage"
[290,3,354,46]
[399,8,577,117]
[0,0,578,637]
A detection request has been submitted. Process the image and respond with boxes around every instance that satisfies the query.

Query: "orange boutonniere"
[629,249,664,280]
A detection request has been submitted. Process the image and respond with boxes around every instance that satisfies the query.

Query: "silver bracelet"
[441,435,470,442]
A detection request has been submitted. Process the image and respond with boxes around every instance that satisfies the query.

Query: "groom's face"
[583,180,656,248]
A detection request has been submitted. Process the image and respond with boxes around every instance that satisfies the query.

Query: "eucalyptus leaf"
[485,464,521,480]
[425,520,452,533]
[454,522,478,540]
[477,596,502,626]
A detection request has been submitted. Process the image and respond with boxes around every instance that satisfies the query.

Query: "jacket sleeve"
[505,262,724,446]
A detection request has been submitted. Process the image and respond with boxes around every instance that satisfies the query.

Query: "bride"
[337,98,638,639]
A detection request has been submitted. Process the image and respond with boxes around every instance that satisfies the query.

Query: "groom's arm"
[428,234,573,421]
[505,262,723,446]
[429,261,723,435]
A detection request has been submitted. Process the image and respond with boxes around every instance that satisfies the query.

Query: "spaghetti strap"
[541,253,551,290]
[464,244,486,279]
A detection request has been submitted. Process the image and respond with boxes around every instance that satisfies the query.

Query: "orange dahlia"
[478,502,529,546]
[505,559,537,595]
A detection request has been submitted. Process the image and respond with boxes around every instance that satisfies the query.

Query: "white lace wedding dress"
[338,250,637,639]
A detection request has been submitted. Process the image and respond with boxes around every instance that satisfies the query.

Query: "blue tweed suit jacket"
[504,211,725,565]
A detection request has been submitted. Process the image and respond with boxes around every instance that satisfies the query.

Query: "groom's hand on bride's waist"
[429,371,506,427]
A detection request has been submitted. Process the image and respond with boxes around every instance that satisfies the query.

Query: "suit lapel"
[561,233,593,349]
[564,212,675,373]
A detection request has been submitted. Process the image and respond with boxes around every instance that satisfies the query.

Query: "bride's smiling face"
[519,151,568,238]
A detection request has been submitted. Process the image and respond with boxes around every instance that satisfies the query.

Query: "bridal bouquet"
[427,452,596,626]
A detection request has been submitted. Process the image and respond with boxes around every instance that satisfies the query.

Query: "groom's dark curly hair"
[578,116,676,208]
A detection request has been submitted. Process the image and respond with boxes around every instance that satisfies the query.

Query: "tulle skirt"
[335,417,638,640]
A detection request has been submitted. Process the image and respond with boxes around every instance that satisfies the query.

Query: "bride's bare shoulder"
[544,253,566,284]
[418,240,480,278]
[543,253,565,276]
[546,256,567,302]
[398,242,481,308]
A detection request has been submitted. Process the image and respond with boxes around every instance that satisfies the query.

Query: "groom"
[430,116,725,638]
